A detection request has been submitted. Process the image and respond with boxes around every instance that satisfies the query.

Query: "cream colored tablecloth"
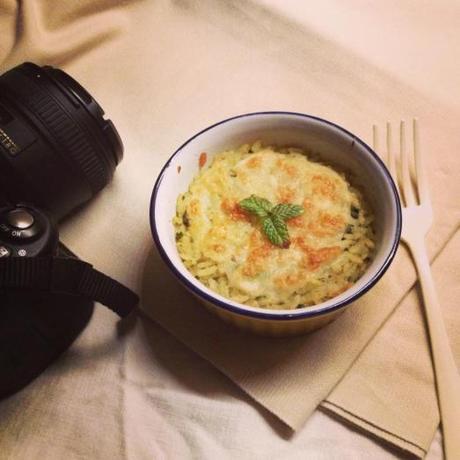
[1,1,459,458]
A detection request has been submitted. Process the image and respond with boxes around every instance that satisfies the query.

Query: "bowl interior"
[152,112,400,317]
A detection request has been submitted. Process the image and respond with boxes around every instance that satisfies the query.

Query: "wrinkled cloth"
[1,0,459,459]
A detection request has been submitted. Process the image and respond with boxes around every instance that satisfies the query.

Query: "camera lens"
[0,62,123,220]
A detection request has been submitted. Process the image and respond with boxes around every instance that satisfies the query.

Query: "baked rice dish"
[173,142,375,310]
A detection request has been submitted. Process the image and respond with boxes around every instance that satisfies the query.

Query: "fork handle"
[407,238,460,459]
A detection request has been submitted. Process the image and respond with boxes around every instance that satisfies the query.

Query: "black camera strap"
[0,257,138,317]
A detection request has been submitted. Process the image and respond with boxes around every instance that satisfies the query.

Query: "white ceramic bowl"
[150,112,401,336]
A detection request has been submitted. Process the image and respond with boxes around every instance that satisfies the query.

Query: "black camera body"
[0,63,138,398]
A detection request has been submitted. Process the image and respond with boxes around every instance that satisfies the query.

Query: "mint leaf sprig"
[239,195,303,247]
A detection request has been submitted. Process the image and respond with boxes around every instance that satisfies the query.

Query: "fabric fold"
[1,0,127,70]
[0,0,17,64]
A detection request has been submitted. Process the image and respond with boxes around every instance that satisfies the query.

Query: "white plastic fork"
[373,119,460,459]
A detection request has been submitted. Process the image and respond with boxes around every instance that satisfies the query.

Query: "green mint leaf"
[239,195,304,248]
[239,195,273,218]
[271,214,290,244]
[262,216,283,246]
[262,215,289,247]
[271,203,304,220]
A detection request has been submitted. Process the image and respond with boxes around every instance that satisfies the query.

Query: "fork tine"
[413,118,430,205]
[400,120,416,206]
[386,122,398,183]
[372,124,378,152]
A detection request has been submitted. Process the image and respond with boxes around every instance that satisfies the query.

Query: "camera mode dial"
[0,205,58,257]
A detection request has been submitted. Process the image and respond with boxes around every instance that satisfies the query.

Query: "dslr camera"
[0,63,138,397]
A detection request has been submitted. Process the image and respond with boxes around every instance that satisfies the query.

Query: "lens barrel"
[0,63,123,220]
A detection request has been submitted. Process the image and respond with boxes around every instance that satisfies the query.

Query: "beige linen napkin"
[141,226,459,458]
[1,0,459,458]
[139,227,459,458]
[323,229,460,457]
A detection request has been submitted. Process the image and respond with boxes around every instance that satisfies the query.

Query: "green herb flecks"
[350,205,360,219]
[239,195,303,248]
[182,211,190,227]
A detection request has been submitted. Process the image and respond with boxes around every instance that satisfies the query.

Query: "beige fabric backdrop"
[1,1,459,458]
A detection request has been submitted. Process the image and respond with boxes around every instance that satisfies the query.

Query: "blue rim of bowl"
[150,111,402,320]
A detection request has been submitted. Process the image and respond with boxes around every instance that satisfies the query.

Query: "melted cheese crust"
[174,144,375,309]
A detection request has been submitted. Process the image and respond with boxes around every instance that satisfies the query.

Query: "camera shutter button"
[6,209,35,229]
